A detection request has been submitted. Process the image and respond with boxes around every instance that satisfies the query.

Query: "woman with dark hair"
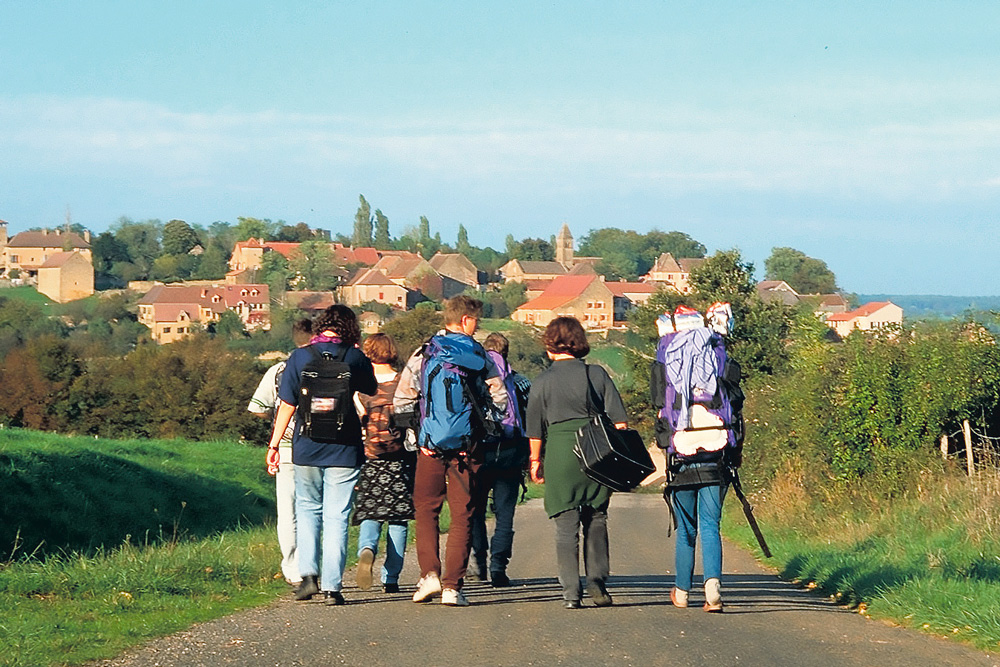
[526,316,629,609]
[266,304,377,605]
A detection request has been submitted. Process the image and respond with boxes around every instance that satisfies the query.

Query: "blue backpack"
[651,327,744,465]
[418,334,499,452]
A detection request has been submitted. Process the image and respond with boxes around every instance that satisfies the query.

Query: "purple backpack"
[651,328,744,464]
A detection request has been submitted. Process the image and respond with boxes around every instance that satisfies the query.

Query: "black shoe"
[587,581,613,607]
[323,591,346,606]
[382,583,400,594]
[564,599,582,609]
[467,559,488,582]
[294,575,320,601]
[490,571,510,588]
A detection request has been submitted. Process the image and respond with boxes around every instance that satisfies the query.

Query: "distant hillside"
[858,294,1000,319]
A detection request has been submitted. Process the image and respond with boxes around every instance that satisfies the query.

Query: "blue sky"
[2,1,998,294]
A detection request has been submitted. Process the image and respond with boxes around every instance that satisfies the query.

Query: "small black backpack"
[297,345,352,443]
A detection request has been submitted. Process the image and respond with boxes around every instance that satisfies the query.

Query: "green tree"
[381,308,443,360]
[192,241,229,280]
[261,250,293,294]
[234,216,276,242]
[765,247,839,295]
[162,219,200,255]
[206,221,237,253]
[457,224,472,256]
[212,310,246,339]
[415,216,440,259]
[112,217,162,278]
[150,254,199,282]
[373,209,391,249]
[275,222,314,242]
[510,238,554,261]
[578,228,707,281]
[90,231,130,274]
[353,195,374,247]
[505,234,517,257]
[289,240,338,291]
[499,280,528,312]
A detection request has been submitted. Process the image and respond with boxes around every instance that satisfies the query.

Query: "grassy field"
[0,285,54,308]
[0,429,292,667]
[722,465,1000,651]
[0,428,536,666]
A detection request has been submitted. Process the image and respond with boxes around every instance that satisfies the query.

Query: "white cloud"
[2,94,999,205]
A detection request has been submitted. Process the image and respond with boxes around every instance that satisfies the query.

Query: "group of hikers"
[249,294,743,611]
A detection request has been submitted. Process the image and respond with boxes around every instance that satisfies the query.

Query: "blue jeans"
[471,469,521,574]
[357,519,408,585]
[294,465,360,592]
[671,482,727,591]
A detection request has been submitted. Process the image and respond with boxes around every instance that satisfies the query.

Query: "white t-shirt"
[248,361,295,447]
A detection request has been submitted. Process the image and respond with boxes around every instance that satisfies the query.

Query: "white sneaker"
[440,588,469,607]
[412,572,442,602]
[704,578,723,612]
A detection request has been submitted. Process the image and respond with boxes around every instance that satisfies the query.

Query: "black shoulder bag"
[573,365,654,492]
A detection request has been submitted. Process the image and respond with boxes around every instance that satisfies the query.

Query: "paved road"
[98,494,996,666]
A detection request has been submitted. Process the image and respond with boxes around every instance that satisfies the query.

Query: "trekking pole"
[727,467,772,558]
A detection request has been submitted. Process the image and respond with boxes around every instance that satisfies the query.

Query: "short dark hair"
[362,333,398,365]
[442,294,484,325]
[313,305,361,347]
[291,318,313,347]
[483,332,509,358]
[541,316,590,358]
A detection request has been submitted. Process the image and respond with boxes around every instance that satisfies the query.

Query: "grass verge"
[722,464,1000,651]
[1,526,288,667]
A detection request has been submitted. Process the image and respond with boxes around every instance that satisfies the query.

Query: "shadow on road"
[334,572,842,614]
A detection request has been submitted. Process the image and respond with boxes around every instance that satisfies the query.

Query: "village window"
[9,255,18,263]
[177,327,185,334]
[595,301,604,309]
[163,327,171,333]
[379,292,384,300]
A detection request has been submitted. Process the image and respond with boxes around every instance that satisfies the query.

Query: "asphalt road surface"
[97,494,996,667]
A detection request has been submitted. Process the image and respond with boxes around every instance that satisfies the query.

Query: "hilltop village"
[0,217,900,344]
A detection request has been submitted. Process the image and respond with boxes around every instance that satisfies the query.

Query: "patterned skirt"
[352,455,416,524]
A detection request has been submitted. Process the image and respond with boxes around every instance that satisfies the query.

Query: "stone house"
[642,253,705,294]
[137,283,270,344]
[429,252,480,297]
[512,274,615,330]
[0,223,92,279]
[607,280,659,324]
[825,301,903,338]
[36,251,95,303]
[340,268,411,310]
[757,280,801,306]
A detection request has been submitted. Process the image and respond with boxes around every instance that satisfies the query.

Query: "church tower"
[555,223,574,268]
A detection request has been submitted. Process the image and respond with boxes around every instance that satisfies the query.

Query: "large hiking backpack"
[483,350,530,469]
[417,334,499,452]
[485,350,527,440]
[359,377,405,458]
[651,326,744,466]
[297,344,353,443]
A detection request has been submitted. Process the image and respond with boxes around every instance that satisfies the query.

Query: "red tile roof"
[517,274,598,311]
[8,230,90,249]
[827,301,893,322]
[40,251,83,268]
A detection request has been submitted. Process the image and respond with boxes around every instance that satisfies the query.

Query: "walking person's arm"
[266,401,295,475]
